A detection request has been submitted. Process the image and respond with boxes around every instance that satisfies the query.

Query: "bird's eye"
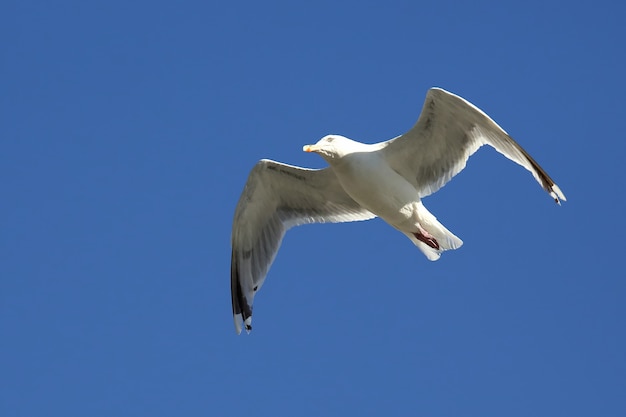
[326,137,334,143]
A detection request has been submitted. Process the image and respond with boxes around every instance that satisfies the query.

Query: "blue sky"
[2,0,625,416]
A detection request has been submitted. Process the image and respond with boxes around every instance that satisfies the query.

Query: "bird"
[230,87,566,334]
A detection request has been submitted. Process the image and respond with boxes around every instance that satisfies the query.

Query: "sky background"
[2,1,625,416]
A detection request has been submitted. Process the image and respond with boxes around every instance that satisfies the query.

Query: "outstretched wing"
[381,88,566,203]
[231,159,376,334]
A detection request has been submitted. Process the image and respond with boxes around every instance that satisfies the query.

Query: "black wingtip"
[231,248,254,333]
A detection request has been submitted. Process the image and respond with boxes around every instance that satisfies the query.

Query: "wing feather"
[231,159,375,334]
[381,88,566,203]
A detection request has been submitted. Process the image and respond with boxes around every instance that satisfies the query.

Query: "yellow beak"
[303,145,316,153]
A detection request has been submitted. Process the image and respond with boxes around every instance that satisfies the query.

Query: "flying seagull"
[230,87,565,334]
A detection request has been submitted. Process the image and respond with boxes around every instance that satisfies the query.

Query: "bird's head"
[303,135,361,162]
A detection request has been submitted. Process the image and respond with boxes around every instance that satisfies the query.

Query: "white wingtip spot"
[244,317,252,334]
[552,184,566,202]
[234,314,243,335]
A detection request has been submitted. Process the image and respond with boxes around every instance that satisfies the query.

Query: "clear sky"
[2,1,625,416]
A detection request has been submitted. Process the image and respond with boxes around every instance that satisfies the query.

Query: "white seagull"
[230,87,565,334]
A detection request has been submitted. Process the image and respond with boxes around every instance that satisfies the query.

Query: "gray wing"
[381,88,566,203]
[231,159,376,334]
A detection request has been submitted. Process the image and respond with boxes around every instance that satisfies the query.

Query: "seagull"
[230,87,565,334]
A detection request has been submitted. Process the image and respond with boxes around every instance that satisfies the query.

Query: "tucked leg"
[412,230,440,250]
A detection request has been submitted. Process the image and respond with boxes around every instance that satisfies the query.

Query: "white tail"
[403,203,463,261]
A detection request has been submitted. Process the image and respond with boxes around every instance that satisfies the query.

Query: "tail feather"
[404,205,463,261]
[405,229,463,260]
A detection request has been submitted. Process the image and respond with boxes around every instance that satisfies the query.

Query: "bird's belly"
[336,159,419,226]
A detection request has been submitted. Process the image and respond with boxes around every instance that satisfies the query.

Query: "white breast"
[332,152,420,226]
